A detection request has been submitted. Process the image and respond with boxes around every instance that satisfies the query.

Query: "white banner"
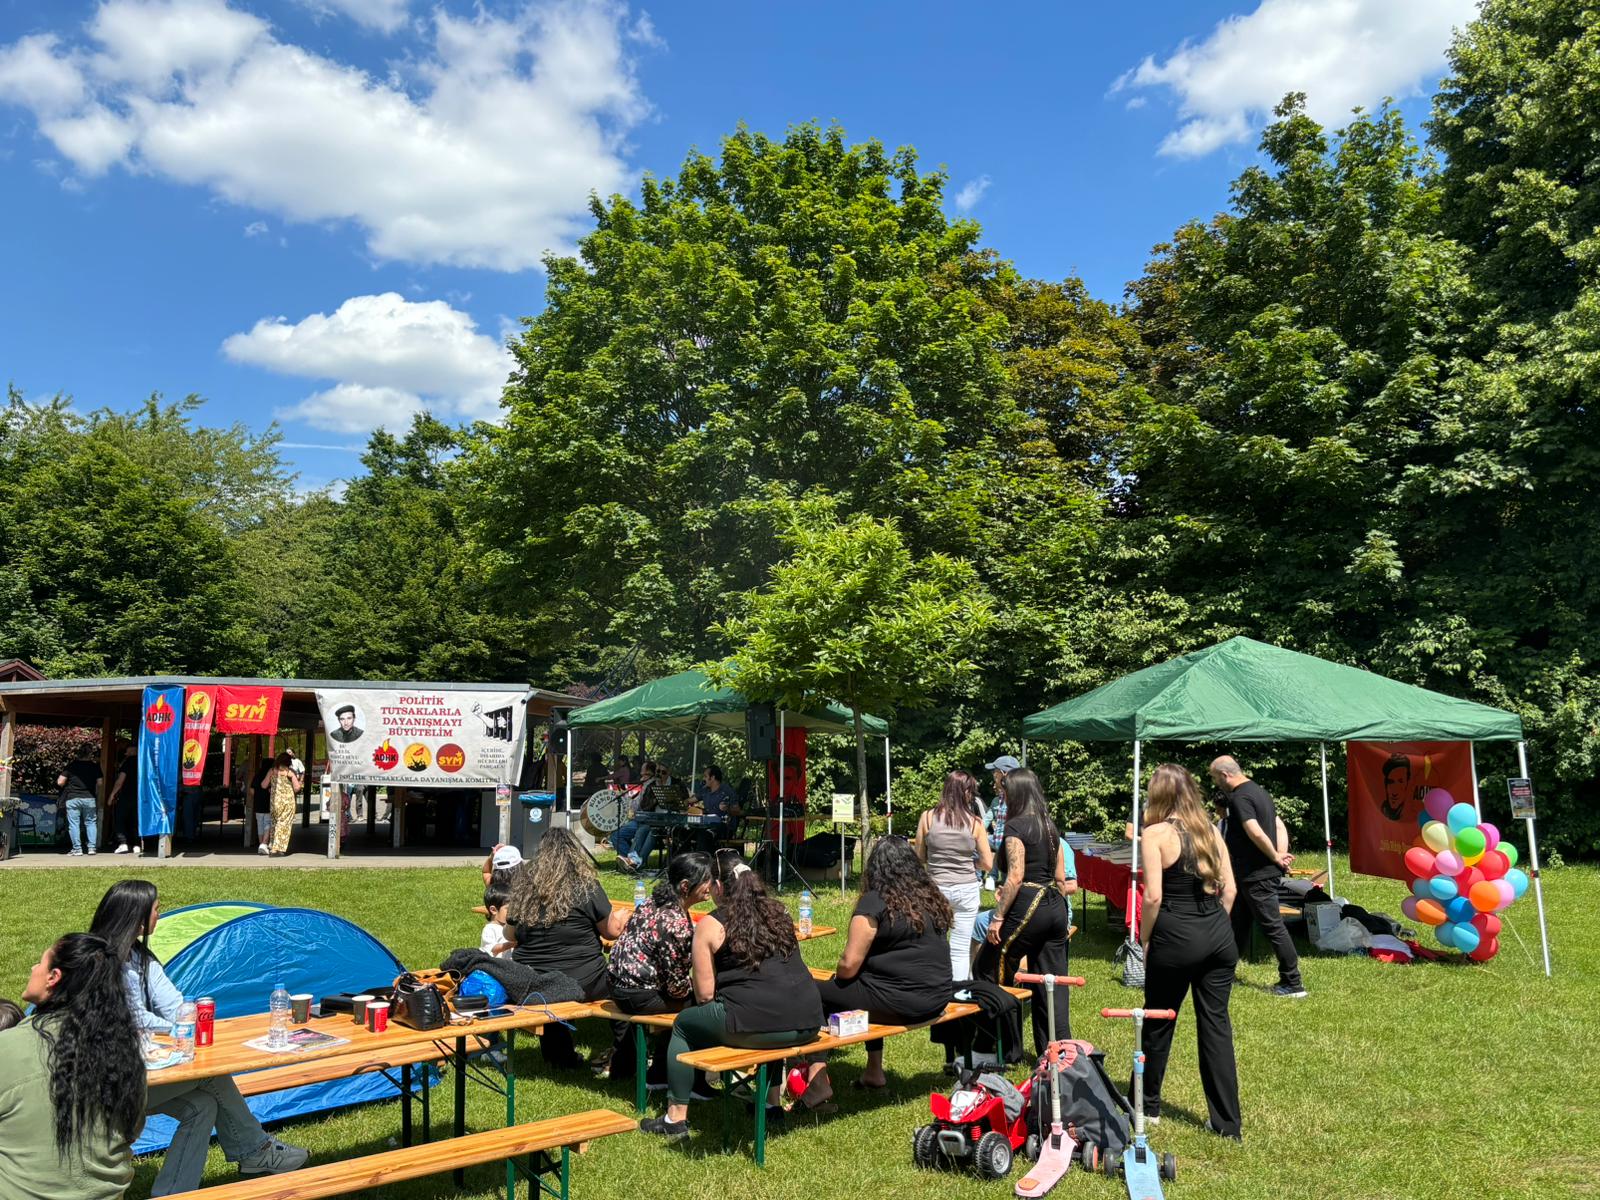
[314,688,529,788]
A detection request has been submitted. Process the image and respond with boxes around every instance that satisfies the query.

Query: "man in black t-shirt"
[1209,756,1306,998]
[56,757,103,856]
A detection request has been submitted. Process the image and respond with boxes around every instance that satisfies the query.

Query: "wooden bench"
[163,1108,637,1200]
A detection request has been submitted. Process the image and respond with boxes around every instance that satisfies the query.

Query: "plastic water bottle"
[267,982,292,1050]
[633,878,647,908]
[172,1000,196,1063]
[798,890,813,938]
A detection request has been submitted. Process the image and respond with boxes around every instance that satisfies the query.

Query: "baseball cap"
[984,755,1022,773]
[490,845,523,871]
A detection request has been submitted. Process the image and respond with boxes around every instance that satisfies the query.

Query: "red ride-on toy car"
[912,1071,1033,1180]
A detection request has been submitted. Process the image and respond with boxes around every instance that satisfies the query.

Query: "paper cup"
[290,994,312,1024]
[366,1001,390,1033]
[350,995,373,1026]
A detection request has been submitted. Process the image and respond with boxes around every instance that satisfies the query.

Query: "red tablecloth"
[1076,851,1142,930]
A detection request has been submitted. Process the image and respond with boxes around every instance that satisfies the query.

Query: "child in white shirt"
[480,879,512,957]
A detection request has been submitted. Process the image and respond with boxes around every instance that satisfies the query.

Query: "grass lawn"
[2,854,1597,1200]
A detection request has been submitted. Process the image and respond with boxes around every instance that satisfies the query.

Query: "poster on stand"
[1347,740,1473,880]
[315,689,530,787]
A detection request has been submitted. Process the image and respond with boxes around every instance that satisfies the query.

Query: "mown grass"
[2,855,1597,1200]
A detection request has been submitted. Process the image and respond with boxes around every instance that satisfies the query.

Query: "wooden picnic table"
[608,898,837,941]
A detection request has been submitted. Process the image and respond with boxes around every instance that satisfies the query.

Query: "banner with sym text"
[180,686,217,787]
[315,688,530,788]
[1347,740,1474,880]
[213,685,284,735]
[137,685,183,838]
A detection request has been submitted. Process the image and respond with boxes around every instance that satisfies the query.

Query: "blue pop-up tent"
[135,902,419,1153]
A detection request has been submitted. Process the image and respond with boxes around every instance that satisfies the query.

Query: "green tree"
[707,500,991,856]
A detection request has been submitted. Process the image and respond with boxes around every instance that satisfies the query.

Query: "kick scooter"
[1100,1007,1178,1199]
[1011,973,1088,1197]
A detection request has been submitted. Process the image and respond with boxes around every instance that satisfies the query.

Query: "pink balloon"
[1401,896,1422,921]
[1423,788,1455,822]
[1492,879,1515,910]
[1434,850,1464,877]
[1480,822,1500,851]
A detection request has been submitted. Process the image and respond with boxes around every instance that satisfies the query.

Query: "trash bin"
[520,792,557,859]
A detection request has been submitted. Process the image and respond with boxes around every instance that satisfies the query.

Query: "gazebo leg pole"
[883,737,892,838]
[1128,740,1142,941]
[1020,739,1027,767]
[565,729,574,813]
[776,712,786,892]
[1517,741,1552,977]
[1469,743,1483,820]
[1320,743,1335,896]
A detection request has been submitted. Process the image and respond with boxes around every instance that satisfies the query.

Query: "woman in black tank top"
[1138,764,1242,1139]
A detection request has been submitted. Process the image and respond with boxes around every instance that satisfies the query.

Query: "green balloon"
[1500,842,1519,867]
[1455,827,1487,857]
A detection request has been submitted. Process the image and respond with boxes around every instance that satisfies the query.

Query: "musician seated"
[692,766,741,851]
[620,764,687,873]
[610,761,656,859]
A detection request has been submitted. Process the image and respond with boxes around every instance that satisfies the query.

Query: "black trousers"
[539,966,610,1068]
[1142,906,1241,1137]
[609,985,674,1080]
[815,975,944,1054]
[1231,876,1303,989]
[111,797,140,847]
[973,885,1071,1054]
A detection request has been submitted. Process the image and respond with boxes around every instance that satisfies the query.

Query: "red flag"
[180,686,217,787]
[214,686,283,735]
[1347,741,1474,880]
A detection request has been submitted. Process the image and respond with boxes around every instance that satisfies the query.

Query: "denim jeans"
[145,1076,270,1194]
[941,881,981,982]
[609,819,638,857]
[627,823,658,866]
[65,796,98,853]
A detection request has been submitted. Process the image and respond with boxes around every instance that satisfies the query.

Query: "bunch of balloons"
[1398,789,1527,961]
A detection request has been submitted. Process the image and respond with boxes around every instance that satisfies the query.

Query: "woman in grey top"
[915,771,993,980]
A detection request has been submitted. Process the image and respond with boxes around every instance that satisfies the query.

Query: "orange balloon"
[1414,899,1448,926]
[1469,881,1501,913]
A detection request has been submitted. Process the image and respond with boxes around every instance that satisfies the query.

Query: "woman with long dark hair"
[638,854,823,1143]
[606,851,714,1089]
[916,771,993,980]
[258,752,301,856]
[1139,763,1241,1138]
[801,836,955,1106]
[89,880,308,1195]
[1,933,145,1199]
[973,767,1073,1054]
[504,828,629,1068]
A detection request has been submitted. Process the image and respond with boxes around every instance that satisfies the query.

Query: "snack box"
[829,1009,869,1038]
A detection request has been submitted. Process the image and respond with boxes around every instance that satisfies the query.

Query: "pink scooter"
[1011,973,1088,1197]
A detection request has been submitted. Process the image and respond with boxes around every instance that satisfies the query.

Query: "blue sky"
[0,0,1478,490]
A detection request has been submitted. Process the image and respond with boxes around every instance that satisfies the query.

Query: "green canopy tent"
[567,669,891,889]
[1022,637,1549,973]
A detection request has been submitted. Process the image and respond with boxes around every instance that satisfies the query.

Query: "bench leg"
[633,1025,647,1114]
[720,1072,732,1154]
[422,1063,431,1142]
[454,1036,467,1186]
[401,1063,413,1147]
[505,1029,518,1200]
[753,1063,768,1168]
[560,1147,570,1200]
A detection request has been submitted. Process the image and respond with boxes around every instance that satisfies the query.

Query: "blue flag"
[138,685,182,838]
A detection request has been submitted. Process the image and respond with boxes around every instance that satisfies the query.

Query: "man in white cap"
[982,754,1021,890]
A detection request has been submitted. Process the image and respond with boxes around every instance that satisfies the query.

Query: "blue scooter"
[1100,1007,1177,1199]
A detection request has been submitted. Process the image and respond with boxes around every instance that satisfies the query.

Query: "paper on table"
[241,1029,351,1054]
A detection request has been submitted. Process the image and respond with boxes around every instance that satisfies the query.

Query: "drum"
[580,787,633,839]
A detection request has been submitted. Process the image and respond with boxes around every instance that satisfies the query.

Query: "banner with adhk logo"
[137,685,183,838]
[315,688,530,787]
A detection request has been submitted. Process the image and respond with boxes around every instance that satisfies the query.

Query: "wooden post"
[0,708,16,862]
[302,727,314,828]
[99,717,115,853]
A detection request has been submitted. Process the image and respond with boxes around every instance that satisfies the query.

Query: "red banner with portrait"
[179,686,217,787]
[214,686,284,735]
[1347,741,1474,880]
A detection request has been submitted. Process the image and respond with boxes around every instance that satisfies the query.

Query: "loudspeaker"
[746,702,776,761]
[547,709,570,750]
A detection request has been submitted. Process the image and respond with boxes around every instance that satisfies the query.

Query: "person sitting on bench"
[504,830,629,1069]
[638,853,823,1143]
[799,836,954,1108]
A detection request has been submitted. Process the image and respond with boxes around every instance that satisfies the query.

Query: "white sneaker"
[237,1137,308,1177]
[257,844,270,855]
[69,849,84,857]
[132,844,143,856]
[114,843,131,854]
[87,847,98,855]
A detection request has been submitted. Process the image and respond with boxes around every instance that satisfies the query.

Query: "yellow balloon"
[1421,822,1451,853]
[1463,850,1484,867]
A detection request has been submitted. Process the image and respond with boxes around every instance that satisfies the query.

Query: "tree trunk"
[852,702,872,871]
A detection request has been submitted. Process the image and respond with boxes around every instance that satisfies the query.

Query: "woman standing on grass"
[638,853,823,1143]
[89,880,308,1195]
[1138,763,1241,1139]
[504,829,628,1069]
[0,932,145,1200]
[916,771,993,980]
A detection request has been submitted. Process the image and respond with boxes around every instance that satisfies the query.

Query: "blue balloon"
[1411,877,1432,900]
[1505,868,1529,900]
[1436,922,1458,949]
[1453,922,1482,953]
[1418,810,1432,829]
[1445,896,1475,924]
[1447,803,1478,834]
[1428,876,1458,901]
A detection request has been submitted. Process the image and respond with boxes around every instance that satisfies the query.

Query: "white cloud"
[297,0,410,34]
[0,0,651,270]
[953,174,991,213]
[222,291,513,434]
[243,219,267,236]
[1114,0,1478,157]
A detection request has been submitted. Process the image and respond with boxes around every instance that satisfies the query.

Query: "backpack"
[1025,1040,1133,1156]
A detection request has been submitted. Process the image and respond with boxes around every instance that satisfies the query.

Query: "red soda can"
[195,998,216,1048]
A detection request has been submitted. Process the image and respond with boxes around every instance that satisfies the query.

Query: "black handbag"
[392,970,459,1031]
